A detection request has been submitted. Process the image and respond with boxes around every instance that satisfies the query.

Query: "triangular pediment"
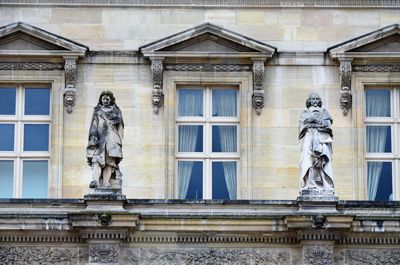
[140,23,276,59]
[328,24,400,58]
[0,22,88,57]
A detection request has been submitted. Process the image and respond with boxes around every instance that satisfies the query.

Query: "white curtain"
[177,89,203,199]
[366,89,390,200]
[178,89,202,116]
[221,162,237,199]
[212,89,236,116]
[178,161,194,199]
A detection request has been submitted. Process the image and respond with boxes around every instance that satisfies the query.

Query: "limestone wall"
[0,4,395,199]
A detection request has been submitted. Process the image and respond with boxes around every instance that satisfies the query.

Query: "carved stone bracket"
[339,58,353,116]
[252,59,266,115]
[151,58,164,114]
[63,57,78,113]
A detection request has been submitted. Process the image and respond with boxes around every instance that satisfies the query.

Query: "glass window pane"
[366,89,391,117]
[212,125,237,152]
[24,124,49,151]
[212,161,237,200]
[366,126,391,153]
[0,88,16,115]
[25,88,50,115]
[367,161,392,201]
[178,125,203,152]
[0,160,14,198]
[178,89,203,116]
[22,160,48,198]
[178,161,202,199]
[0,124,14,151]
[212,89,237,117]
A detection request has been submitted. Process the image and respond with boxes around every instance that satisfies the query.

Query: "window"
[364,87,400,201]
[0,85,51,198]
[176,85,239,200]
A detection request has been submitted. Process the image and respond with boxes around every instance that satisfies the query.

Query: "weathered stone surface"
[121,248,291,265]
[344,249,400,265]
[0,247,79,265]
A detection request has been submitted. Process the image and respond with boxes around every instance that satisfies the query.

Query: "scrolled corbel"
[339,58,353,116]
[63,56,78,113]
[252,59,266,115]
[151,58,164,114]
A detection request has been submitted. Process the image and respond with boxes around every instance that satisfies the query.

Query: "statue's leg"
[102,166,112,187]
[90,162,101,188]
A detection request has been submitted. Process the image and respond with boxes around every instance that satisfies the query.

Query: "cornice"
[0,0,399,8]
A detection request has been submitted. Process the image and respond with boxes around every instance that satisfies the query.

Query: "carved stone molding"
[353,64,400,72]
[151,58,164,114]
[303,244,334,265]
[252,59,266,115]
[0,62,64,70]
[89,243,119,264]
[339,58,353,116]
[345,249,400,265]
[121,247,291,265]
[0,247,78,265]
[164,64,252,72]
[64,57,78,113]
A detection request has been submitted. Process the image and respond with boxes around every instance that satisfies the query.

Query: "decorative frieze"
[0,247,78,265]
[63,57,78,113]
[151,58,164,114]
[121,248,291,265]
[339,58,353,116]
[89,243,119,264]
[252,59,266,115]
[0,62,63,70]
[303,244,334,265]
[345,249,400,265]
[353,64,400,72]
[164,64,252,72]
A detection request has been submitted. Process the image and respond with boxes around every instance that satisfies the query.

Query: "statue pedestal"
[297,189,338,213]
[84,187,126,211]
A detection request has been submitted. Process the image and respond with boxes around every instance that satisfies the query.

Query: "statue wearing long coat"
[299,106,334,192]
[87,104,124,174]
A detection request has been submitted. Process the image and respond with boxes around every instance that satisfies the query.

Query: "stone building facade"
[0,0,400,264]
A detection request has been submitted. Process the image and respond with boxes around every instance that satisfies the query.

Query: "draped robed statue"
[87,91,124,189]
[299,93,334,196]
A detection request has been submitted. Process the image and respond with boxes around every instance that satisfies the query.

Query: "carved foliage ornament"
[0,247,78,265]
[345,249,400,265]
[151,59,164,114]
[252,60,265,115]
[0,62,64,70]
[303,245,333,265]
[164,64,252,72]
[122,248,290,265]
[339,59,352,116]
[89,243,119,263]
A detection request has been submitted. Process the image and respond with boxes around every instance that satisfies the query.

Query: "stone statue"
[299,93,334,195]
[87,91,124,189]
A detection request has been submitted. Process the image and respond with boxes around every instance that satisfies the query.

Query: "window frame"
[359,80,400,200]
[0,84,52,198]
[164,71,253,200]
[175,85,240,199]
[0,71,64,198]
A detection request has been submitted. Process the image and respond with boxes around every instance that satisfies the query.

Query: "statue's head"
[252,90,264,109]
[97,91,116,107]
[306,93,322,108]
